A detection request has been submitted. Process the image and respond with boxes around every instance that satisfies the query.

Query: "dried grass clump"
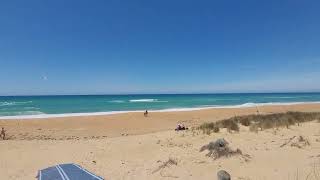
[198,122,219,135]
[152,158,178,174]
[198,118,239,134]
[280,135,310,149]
[216,118,240,132]
[200,138,245,160]
[291,136,310,148]
[238,116,252,126]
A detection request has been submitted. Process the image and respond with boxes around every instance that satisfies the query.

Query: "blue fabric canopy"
[37,163,104,180]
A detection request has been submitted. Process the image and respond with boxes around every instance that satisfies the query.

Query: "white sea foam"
[208,98,240,101]
[0,111,138,119]
[0,101,33,106]
[214,101,320,108]
[1,101,320,120]
[23,107,40,110]
[129,99,157,102]
[264,96,312,99]
[16,111,44,115]
[109,99,168,103]
[0,111,45,118]
[154,101,320,112]
[108,100,125,103]
[129,99,168,103]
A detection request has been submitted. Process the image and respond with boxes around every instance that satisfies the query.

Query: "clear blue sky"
[1,0,320,95]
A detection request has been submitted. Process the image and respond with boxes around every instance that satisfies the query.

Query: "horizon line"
[1,91,320,97]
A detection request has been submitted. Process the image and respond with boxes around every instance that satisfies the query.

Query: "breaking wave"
[0,101,33,106]
[129,99,168,103]
[108,100,125,103]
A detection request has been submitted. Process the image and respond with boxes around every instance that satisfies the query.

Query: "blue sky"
[0,0,320,95]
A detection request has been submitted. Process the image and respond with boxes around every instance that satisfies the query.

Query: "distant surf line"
[1,101,320,120]
[108,99,169,103]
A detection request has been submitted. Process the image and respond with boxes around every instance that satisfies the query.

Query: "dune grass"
[198,111,320,134]
[198,118,239,134]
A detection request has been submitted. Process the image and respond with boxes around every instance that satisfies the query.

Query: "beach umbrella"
[37,163,104,180]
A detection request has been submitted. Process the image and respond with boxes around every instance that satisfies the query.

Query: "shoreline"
[1,103,320,140]
[1,101,320,120]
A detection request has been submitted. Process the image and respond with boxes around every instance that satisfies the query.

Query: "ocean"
[1,93,320,119]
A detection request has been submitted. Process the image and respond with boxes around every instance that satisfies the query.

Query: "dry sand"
[1,103,320,179]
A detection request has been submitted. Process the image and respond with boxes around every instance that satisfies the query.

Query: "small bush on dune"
[216,118,239,132]
[200,138,237,159]
[199,122,215,130]
[200,138,250,161]
[260,119,274,130]
[198,118,239,134]
[213,126,220,133]
[199,122,219,135]
[238,117,251,126]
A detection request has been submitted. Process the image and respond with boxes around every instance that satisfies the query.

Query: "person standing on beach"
[144,110,148,117]
[1,127,5,140]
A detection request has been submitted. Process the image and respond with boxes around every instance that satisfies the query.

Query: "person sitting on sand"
[144,110,148,117]
[175,124,188,131]
[1,127,5,140]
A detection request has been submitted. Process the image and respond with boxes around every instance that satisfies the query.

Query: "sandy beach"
[2,0,320,179]
[1,103,320,179]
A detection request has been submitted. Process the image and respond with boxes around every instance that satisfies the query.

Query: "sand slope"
[1,121,320,180]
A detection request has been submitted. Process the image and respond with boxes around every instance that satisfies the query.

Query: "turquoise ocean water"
[1,93,320,119]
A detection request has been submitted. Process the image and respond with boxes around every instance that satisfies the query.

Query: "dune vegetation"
[198,111,320,134]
